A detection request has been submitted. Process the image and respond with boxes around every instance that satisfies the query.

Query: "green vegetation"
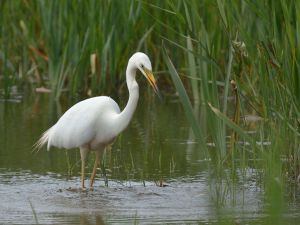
[1,0,300,223]
[0,0,159,98]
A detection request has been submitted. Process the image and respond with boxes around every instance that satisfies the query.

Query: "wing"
[47,96,120,149]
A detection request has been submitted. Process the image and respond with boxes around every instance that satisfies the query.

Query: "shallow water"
[0,93,300,224]
[0,169,267,224]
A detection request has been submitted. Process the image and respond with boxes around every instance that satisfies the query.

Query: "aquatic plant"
[159,0,299,223]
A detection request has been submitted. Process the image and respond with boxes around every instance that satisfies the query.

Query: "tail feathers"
[33,128,52,153]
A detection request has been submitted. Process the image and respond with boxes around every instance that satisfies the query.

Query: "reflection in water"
[79,216,106,225]
[0,94,203,179]
[0,169,212,224]
[0,94,300,224]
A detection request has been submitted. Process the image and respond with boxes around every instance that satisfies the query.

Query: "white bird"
[35,52,160,190]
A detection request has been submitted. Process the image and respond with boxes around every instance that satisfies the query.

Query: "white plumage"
[35,52,159,189]
[47,97,120,149]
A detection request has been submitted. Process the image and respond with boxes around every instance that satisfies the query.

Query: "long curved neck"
[114,64,139,134]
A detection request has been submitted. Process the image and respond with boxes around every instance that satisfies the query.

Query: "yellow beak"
[143,68,162,99]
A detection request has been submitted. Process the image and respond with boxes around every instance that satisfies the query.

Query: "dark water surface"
[0,93,299,224]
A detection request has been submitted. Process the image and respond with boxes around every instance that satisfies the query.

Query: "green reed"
[157,0,299,223]
[0,0,158,99]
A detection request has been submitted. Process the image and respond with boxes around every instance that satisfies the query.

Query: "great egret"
[35,52,160,189]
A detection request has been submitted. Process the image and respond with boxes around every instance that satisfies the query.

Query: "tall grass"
[156,0,299,223]
[0,0,158,99]
[154,0,299,169]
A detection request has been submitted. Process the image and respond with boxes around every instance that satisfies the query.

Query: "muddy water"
[0,93,299,224]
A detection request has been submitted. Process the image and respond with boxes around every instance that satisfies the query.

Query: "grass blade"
[163,45,205,146]
[216,0,228,29]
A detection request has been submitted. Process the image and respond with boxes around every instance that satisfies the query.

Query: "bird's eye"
[141,64,144,68]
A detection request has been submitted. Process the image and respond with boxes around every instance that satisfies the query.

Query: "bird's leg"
[90,150,102,189]
[81,160,86,190]
[80,147,89,190]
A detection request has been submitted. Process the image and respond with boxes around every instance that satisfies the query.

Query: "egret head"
[129,52,161,98]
